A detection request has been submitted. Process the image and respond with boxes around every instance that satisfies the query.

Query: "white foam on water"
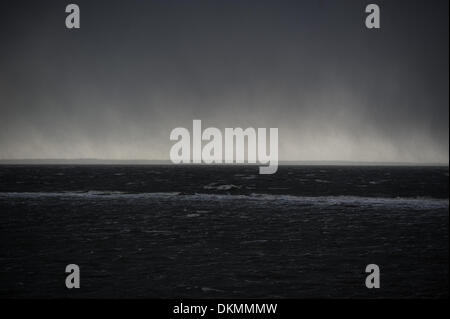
[0,191,448,209]
[203,184,240,190]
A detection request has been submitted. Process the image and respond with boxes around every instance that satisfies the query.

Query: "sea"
[0,165,448,298]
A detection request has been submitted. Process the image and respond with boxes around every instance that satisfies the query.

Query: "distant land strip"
[0,159,448,166]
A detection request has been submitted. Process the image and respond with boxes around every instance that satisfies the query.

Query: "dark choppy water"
[0,165,448,298]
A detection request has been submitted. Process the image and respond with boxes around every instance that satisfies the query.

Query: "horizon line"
[0,159,448,166]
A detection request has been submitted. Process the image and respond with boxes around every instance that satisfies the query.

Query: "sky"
[0,0,448,163]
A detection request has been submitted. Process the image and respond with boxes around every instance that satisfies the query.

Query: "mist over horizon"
[1,0,448,164]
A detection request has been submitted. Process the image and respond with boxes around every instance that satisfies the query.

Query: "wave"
[0,191,448,209]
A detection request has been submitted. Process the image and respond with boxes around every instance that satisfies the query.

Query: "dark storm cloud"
[0,0,448,162]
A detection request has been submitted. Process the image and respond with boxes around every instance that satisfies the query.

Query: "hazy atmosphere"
[0,0,448,163]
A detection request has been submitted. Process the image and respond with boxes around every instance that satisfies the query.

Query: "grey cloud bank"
[0,0,448,164]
